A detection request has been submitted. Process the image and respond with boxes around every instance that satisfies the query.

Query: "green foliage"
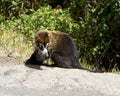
[95,0,120,71]
[0,0,49,20]
[70,0,120,71]
[0,0,21,20]
[19,6,79,40]
[0,0,120,72]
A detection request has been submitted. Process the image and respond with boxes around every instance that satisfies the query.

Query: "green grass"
[112,68,120,74]
[80,60,95,70]
[0,29,33,60]
[80,59,120,73]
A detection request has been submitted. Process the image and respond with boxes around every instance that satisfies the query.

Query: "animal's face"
[35,31,50,58]
[36,42,49,58]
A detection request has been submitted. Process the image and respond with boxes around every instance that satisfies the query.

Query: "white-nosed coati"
[25,30,90,70]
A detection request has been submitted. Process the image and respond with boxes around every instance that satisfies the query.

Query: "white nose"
[42,48,49,57]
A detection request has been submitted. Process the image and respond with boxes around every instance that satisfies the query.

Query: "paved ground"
[0,57,120,96]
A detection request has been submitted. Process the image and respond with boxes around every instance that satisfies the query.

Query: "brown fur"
[26,30,89,70]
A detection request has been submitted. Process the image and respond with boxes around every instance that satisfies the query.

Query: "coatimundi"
[26,30,88,70]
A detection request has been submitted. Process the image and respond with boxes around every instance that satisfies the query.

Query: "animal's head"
[35,31,50,58]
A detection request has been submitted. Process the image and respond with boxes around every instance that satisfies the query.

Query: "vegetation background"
[0,0,120,72]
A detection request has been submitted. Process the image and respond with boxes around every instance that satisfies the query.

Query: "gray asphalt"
[0,87,107,96]
[0,57,119,96]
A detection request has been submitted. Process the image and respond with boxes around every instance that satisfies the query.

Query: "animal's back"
[44,30,82,68]
[47,30,78,58]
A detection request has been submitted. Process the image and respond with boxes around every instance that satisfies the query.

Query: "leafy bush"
[94,0,120,71]
[19,6,79,40]
[0,0,119,72]
[70,0,120,71]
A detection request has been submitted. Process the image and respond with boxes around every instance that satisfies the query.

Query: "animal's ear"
[35,37,39,43]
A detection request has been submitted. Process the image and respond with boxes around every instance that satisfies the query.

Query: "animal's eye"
[38,43,43,50]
